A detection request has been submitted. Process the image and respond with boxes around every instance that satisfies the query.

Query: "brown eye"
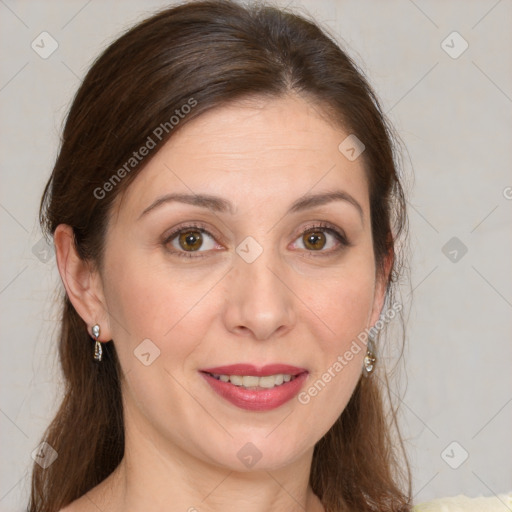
[303,230,327,251]
[178,230,203,251]
[164,225,219,258]
[291,224,349,255]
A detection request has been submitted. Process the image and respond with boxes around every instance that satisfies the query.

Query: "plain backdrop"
[1,0,511,509]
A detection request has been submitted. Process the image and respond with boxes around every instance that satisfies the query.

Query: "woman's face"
[98,94,387,471]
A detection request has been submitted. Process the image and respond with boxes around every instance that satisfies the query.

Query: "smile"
[205,372,296,389]
[199,364,308,411]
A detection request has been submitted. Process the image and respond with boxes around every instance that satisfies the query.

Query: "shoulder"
[413,493,512,511]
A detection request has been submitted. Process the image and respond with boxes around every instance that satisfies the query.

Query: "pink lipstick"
[199,364,308,411]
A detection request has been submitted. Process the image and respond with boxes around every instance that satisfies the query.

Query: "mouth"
[199,364,308,411]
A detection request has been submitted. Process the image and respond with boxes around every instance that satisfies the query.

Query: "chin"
[195,432,313,474]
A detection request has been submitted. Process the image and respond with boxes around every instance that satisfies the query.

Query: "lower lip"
[200,372,308,411]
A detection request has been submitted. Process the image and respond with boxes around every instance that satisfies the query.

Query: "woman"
[29,1,486,511]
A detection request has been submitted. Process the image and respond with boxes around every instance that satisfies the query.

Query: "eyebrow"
[138,190,364,222]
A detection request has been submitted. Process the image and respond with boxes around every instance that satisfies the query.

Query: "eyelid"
[295,221,350,246]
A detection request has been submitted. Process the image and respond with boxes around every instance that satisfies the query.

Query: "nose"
[222,249,297,341]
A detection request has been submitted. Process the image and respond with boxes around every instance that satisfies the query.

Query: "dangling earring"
[92,324,102,362]
[363,337,376,376]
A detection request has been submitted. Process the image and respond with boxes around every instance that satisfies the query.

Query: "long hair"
[31,1,411,510]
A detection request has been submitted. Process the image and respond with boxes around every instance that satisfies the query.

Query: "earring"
[92,324,102,362]
[363,337,376,375]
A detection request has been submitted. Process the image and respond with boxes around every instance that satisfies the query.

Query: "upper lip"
[200,364,307,377]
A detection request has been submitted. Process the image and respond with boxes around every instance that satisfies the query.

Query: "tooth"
[259,375,276,388]
[209,373,295,388]
[230,375,243,386]
[242,376,260,387]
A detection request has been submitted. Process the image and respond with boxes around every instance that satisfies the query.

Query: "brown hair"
[31,1,411,510]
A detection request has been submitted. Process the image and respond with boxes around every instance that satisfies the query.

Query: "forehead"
[113,94,369,220]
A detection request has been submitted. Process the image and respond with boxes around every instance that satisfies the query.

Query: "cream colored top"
[413,493,512,511]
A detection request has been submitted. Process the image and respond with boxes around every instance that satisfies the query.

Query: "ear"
[368,244,394,328]
[54,224,112,341]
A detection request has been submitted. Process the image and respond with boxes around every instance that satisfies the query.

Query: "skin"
[56,94,391,512]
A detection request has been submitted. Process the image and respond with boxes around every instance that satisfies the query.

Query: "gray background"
[1,0,511,509]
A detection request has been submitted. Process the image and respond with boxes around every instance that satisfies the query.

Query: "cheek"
[309,281,373,381]
[295,257,375,412]
[313,280,374,333]
[296,284,373,435]
[102,251,220,373]
[101,259,214,429]
[304,261,376,350]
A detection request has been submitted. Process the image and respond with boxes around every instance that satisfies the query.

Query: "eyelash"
[163,221,350,259]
